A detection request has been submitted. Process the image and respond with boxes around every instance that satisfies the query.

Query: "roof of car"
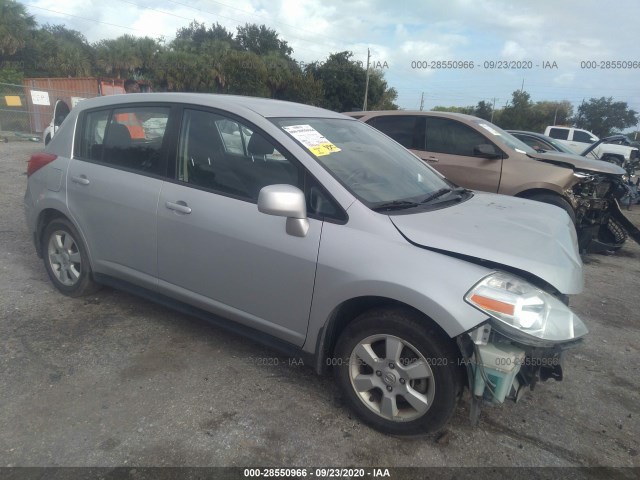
[73,92,348,119]
[507,130,547,137]
[342,110,483,122]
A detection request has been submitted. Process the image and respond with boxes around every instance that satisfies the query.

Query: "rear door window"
[76,106,171,176]
[368,115,426,150]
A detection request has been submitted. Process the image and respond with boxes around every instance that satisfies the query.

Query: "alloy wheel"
[47,230,82,286]
[348,334,436,422]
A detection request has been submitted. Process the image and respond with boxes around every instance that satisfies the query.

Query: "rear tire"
[333,307,463,436]
[42,218,100,297]
[526,193,576,224]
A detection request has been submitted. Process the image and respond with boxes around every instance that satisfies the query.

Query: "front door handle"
[71,175,90,185]
[426,156,439,163]
[165,201,192,214]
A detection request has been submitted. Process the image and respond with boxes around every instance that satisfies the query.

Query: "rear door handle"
[165,201,192,214]
[426,156,439,163]
[71,175,90,185]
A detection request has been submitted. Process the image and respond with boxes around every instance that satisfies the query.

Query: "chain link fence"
[0,79,117,143]
[0,82,38,142]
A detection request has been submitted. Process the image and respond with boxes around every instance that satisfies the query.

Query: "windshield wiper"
[420,187,468,204]
[371,200,421,211]
[373,188,469,212]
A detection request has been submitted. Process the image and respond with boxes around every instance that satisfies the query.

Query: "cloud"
[501,41,527,60]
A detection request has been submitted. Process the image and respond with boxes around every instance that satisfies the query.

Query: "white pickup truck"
[544,126,638,166]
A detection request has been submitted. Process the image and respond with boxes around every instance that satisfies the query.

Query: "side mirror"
[258,184,309,237]
[474,144,501,159]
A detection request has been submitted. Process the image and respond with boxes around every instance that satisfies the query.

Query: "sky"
[21,0,640,122]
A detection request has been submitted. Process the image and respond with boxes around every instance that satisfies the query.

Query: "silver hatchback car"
[25,93,587,435]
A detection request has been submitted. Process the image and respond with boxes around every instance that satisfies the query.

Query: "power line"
[22,2,165,37]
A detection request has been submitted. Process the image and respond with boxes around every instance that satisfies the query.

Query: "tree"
[366,69,399,110]
[474,101,493,121]
[497,90,534,130]
[0,0,36,60]
[236,24,292,57]
[432,105,475,114]
[152,49,223,92]
[573,97,639,137]
[94,35,143,78]
[305,52,365,112]
[134,36,163,78]
[23,25,93,77]
[219,50,269,97]
[174,21,235,52]
[305,52,398,112]
[278,71,323,105]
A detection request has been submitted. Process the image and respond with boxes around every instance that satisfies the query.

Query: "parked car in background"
[25,93,589,435]
[543,125,639,167]
[344,111,640,253]
[507,130,581,155]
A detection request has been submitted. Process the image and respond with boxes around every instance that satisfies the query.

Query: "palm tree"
[94,35,141,78]
[0,0,36,60]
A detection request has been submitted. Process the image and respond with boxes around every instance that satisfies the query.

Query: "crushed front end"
[567,171,640,253]
[459,272,588,425]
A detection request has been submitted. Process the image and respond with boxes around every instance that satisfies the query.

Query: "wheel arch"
[313,296,459,375]
[515,188,577,223]
[36,209,94,270]
[516,187,570,202]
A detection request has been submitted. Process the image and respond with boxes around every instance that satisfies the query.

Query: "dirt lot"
[1,141,639,470]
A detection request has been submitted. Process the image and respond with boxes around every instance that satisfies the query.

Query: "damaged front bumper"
[458,323,583,425]
[461,271,588,424]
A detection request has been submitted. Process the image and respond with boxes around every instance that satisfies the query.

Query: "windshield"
[471,120,537,154]
[273,118,453,208]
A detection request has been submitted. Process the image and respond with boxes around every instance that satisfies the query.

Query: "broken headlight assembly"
[464,272,588,347]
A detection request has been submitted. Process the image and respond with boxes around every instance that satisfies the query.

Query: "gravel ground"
[0,141,639,469]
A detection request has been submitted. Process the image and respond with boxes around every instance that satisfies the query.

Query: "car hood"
[531,151,625,175]
[389,192,583,294]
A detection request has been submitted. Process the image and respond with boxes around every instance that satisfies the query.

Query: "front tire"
[42,218,100,297]
[598,217,627,251]
[333,308,463,436]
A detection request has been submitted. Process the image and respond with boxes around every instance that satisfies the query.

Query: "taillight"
[27,152,57,177]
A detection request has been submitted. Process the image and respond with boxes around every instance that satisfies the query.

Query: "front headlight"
[465,272,588,345]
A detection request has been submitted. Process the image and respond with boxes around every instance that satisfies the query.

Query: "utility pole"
[490,97,497,123]
[520,78,525,92]
[362,48,371,111]
[553,104,558,125]
[420,92,424,111]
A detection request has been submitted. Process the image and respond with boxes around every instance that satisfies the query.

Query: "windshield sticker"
[478,123,501,136]
[283,124,341,156]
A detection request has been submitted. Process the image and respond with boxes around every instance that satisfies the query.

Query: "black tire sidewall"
[333,308,462,436]
[42,218,96,297]
[528,193,576,224]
